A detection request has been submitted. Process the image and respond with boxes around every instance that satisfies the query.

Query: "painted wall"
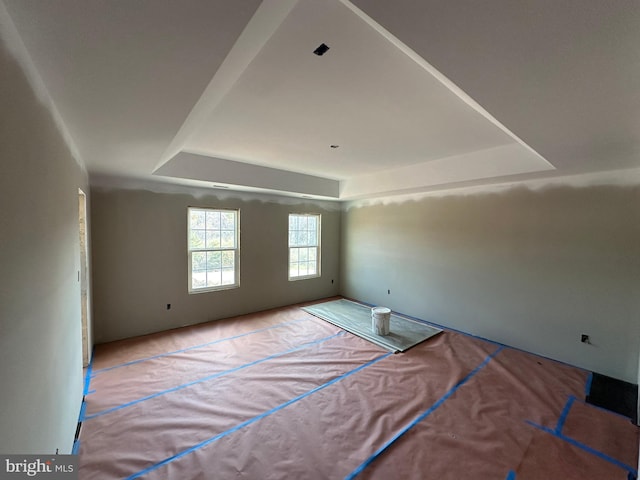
[341,184,640,383]
[91,186,340,343]
[0,31,88,452]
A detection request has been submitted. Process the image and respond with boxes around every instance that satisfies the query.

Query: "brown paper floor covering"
[78,299,639,479]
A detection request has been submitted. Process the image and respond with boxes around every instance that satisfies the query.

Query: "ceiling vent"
[313,43,330,56]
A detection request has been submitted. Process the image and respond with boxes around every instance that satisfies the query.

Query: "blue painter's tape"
[125,352,392,479]
[92,318,310,376]
[555,395,576,434]
[345,345,504,480]
[344,298,589,373]
[505,470,516,480]
[573,397,633,421]
[585,372,593,397]
[79,401,87,422]
[85,331,345,420]
[71,439,80,455]
[525,421,637,475]
[83,348,94,396]
[86,389,96,395]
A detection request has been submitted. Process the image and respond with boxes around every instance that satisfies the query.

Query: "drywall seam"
[90,174,341,210]
[339,143,553,199]
[156,152,340,198]
[0,0,85,173]
[343,166,640,210]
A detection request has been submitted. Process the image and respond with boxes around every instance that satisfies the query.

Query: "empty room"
[1,0,639,479]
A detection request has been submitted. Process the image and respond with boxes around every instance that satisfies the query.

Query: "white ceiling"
[3,0,639,200]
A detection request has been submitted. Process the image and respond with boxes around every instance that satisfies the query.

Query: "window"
[188,207,239,292]
[288,213,321,280]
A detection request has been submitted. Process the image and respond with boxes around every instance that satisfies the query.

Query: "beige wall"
[90,187,340,343]
[341,185,640,383]
[0,38,88,452]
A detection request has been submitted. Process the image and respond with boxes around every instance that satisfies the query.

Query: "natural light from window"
[288,213,320,280]
[188,207,239,292]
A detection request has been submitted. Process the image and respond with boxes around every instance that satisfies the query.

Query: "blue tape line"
[345,298,589,373]
[125,352,392,479]
[505,470,516,480]
[525,421,637,475]
[574,397,633,421]
[79,401,87,422]
[585,372,593,397]
[345,345,504,480]
[85,331,345,420]
[92,318,309,376]
[555,395,576,434]
[83,348,94,396]
[87,389,96,395]
[71,439,80,455]
[79,348,95,423]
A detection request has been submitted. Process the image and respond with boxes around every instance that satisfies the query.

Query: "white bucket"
[371,307,391,336]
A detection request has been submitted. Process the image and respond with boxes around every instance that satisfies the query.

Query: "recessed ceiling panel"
[184,0,521,180]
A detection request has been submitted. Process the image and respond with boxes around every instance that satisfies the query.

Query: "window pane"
[221,251,234,268]
[192,272,206,289]
[192,252,206,272]
[308,262,317,275]
[190,210,205,229]
[308,230,317,246]
[289,247,298,262]
[206,211,220,230]
[299,262,308,276]
[207,270,221,287]
[221,268,235,285]
[221,212,235,230]
[208,251,221,268]
[206,230,220,248]
[190,230,206,249]
[204,251,214,269]
[308,216,317,232]
[301,230,310,246]
[221,230,235,248]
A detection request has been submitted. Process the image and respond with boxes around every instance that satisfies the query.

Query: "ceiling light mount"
[313,43,330,56]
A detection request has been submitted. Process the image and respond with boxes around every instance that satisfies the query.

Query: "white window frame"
[288,213,321,281]
[188,207,240,293]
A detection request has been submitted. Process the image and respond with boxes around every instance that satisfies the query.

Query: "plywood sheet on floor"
[302,298,442,352]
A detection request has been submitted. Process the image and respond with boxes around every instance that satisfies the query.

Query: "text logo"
[0,456,77,479]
